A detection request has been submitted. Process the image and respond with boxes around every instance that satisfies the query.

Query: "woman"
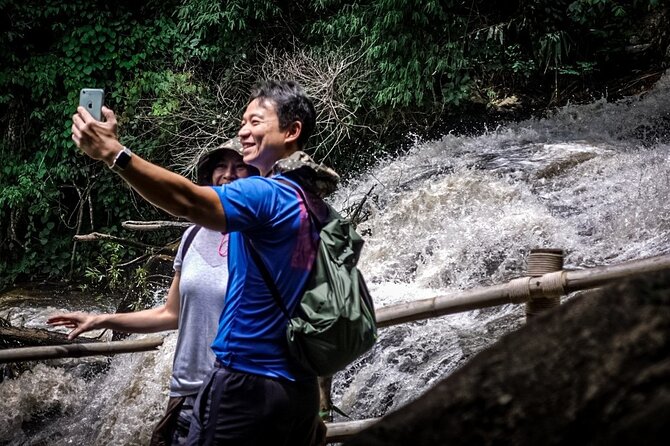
[48,138,258,445]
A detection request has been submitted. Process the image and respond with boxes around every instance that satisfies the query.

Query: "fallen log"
[0,337,164,363]
[0,325,93,349]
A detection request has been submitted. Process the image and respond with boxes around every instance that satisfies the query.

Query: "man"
[71,80,336,445]
[47,139,258,445]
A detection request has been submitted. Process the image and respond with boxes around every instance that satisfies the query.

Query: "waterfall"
[2,73,670,445]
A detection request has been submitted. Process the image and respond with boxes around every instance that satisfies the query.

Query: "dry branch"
[122,220,192,231]
[133,44,374,178]
[258,45,374,162]
[73,232,161,250]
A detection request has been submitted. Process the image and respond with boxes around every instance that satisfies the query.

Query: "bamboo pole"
[564,254,670,290]
[376,281,518,328]
[325,418,379,443]
[0,337,164,363]
[376,253,670,328]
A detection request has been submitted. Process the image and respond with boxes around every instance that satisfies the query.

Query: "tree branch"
[122,220,192,231]
[73,232,161,250]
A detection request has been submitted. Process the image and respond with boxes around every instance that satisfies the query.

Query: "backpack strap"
[180,225,202,259]
[245,178,320,322]
[275,178,324,230]
[247,239,293,322]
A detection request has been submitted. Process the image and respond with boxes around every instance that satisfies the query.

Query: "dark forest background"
[1,0,668,293]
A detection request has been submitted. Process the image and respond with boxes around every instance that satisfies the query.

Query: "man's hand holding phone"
[72,105,124,167]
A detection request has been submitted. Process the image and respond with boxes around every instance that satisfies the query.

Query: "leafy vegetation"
[0,0,666,291]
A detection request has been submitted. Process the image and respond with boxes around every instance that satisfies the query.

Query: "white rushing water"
[2,73,670,445]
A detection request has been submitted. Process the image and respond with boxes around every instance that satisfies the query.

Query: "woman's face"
[211,151,252,186]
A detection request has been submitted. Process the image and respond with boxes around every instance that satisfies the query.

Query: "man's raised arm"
[72,106,226,232]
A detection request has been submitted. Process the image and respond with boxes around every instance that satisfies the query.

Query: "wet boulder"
[346,272,670,446]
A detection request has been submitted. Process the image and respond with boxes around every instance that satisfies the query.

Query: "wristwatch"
[110,147,132,172]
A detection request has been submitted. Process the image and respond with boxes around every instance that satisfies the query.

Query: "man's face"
[238,98,288,176]
[211,152,252,186]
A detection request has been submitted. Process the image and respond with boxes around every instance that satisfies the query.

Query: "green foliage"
[0,0,665,291]
[127,265,155,312]
[84,242,124,291]
[83,242,155,311]
[174,0,283,62]
[309,0,471,110]
[0,0,185,289]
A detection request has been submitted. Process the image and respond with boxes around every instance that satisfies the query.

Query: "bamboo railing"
[376,252,670,327]
[321,253,670,441]
[2,254,669,364]
[324,418,379,443]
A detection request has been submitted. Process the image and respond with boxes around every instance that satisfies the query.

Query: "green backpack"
[248,179,377,376]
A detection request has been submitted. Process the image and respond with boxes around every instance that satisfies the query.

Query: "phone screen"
[79,89,104,121]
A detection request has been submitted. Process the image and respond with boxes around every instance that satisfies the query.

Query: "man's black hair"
[249,80,316,149]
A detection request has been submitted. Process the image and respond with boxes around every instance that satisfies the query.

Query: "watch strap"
[110,147,132,172]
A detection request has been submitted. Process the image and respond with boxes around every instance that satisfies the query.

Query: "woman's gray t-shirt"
[171,225,228,397]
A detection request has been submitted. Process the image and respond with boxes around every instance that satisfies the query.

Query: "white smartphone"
[79,88,105,121]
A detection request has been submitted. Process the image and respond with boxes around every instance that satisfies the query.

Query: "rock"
[345,272,670,446]
[488,95,521,114]
[621,5,670,68]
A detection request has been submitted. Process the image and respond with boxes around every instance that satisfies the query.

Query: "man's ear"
[284,121,302,146]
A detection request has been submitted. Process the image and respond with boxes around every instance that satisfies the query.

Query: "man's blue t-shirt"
[210,175,318,381]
